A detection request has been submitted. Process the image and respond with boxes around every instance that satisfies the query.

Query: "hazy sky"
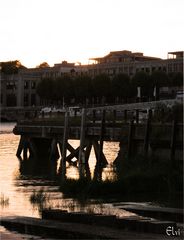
[0,0,183,67]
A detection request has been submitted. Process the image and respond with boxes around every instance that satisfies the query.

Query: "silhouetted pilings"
[14,107,183,180]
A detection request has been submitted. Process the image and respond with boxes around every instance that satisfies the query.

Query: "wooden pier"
[13,102,183,179]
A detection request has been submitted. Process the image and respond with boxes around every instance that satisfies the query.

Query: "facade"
[0,51,183,108]
[0,61,88,107]
[88,50,183,77]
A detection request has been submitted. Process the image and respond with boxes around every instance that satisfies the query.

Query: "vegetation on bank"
[30,188,50,204]
[0,193,9,207]
[59,153,183,200]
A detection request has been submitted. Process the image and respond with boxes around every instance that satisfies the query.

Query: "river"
[1,122,182,220]
[0,122,134,219]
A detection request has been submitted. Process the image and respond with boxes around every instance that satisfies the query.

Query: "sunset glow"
[0,0,183,67]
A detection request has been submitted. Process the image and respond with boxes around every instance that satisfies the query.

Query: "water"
[1,122,182,223]
[0,122,134,219]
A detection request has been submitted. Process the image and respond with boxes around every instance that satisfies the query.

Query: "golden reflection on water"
[0,130,37,217]
[65,140,119,180]
[0,123,133,219]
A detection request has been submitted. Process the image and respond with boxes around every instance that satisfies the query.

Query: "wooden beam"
[66,146,80,162]
[16,136,24,157]
[66,142,75,153]
[85,141,92,163]
[93,140,108,167]
[127,120,134,160]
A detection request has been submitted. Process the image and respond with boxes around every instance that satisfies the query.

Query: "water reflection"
[0,123,123,218]
[28,187,134,218]
[17,139,118,181]
[0,194,9,208]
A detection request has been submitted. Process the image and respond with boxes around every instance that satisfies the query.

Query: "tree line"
[36,71,183,106]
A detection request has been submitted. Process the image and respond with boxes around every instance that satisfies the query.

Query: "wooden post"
[29,138,37,158]
[84,162,91,180]
[23,138,28,161]
[148,109,152,121]
[143,118,150,156]
[50,138,58,177]
[124,110,127,123]
[79,108,86,178]
[170,119,176,164]
[143,109,152,158]
[98,110,106,164]
[93,110,96,123]
[127,120,134,160]
[58,141,62,159]
[113,110,116,125]
[16,136,24,157]
[135,109,139,124]
[93,140,108,166]
[60,111,69,181]
[50,139,57,157]
[85,140,92,163]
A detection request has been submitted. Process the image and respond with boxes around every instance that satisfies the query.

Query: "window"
[24,93,29,106]
[6,82,16,90]
[24,81,29,89]
[31,94,36,105]
[31,81,36,89]
[168,64,173,73]
[173,63,177,72]
[6,94,16,106]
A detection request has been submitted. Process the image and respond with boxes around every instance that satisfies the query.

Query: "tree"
[37,62,50,68]
[1,60,26,74]
[168,72,183,87]
[151,71,168,100]
[132,71,153,100]
[92,74,111,104]
[36,78,54,102]
[73,75,92,104]
[111,73,131,103]
[54,75,74,105]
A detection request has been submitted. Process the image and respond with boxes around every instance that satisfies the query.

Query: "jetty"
[13,100,183,179]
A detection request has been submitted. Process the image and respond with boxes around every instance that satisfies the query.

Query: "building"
[0,61,88,107]
[0,51,183,108]
[88,50,183,77]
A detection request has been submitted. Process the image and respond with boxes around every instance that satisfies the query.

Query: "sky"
[0,0,183,68]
